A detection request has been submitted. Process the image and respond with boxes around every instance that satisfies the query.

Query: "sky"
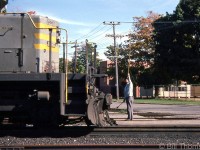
[7,0,180,60]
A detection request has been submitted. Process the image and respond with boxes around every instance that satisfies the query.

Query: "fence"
[136,84,200,100]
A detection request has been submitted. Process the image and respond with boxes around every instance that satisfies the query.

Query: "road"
[110,102,200,127]
[111,102,200,115]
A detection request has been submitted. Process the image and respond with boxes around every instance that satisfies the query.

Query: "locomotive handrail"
[0,12,68,105]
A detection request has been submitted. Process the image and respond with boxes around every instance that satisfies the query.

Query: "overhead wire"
[119,20,200,24]
[75,22,103,41]
[71,20,200,61]
[65,22,125,60]
[75,20,199,42]
[84,25,108,40]
[86,26,112,41]
[75,23,113,42]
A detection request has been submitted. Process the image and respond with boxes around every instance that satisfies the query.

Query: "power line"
[92,35,113,46]
[76,22,103,41]
[97,41,113,48]
[94,36,108,43]
[88,26,112,41]
[85,26,110,40]
[75,20,200,41]
[118,20,200,24]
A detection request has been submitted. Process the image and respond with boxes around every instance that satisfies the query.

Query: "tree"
[104,45,130,80]
[71,42,101,73]
[72,47,86,73]
[153,0,200,84]
[59,58,73,73]
[128,11,160,86]
[104,11,161,86]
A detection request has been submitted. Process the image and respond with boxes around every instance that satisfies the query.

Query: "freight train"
[0,12,114,127]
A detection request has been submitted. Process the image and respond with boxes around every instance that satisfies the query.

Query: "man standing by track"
[124,73,134,120]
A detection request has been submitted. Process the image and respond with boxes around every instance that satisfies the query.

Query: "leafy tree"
[59,58,64,73]
[72,47,86,73]
[104,11,160,86]
[128,11,160,86]
[104,45,130,80]
[153,0,200,84]
[103,45,115,76]
[71,42,101,73]
[59,58,73,73]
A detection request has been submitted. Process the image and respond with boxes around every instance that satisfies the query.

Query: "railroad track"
[1,143,200,150]
[0,126,200,149]
[0,144,161,150]
[1,126,200,136]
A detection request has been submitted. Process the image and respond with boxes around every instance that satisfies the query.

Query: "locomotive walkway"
[110,101,200,127]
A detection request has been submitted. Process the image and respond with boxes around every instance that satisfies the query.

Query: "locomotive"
[0,11,114,127]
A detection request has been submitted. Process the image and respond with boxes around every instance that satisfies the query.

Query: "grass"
[113,98,200,105]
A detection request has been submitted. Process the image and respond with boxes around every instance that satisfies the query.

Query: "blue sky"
[7,0,180,59]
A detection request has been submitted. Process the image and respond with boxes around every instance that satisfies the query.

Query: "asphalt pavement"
[110,102,200,127]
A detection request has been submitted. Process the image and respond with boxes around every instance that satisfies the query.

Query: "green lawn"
[114,98,200,105]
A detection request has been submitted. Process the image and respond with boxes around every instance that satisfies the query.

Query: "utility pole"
[62,43,66,73]
[71,40,78,73]
[93,44,97,73]
[85,39,89,74]
[103,21,120,100]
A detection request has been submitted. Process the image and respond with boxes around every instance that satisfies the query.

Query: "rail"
[1,126,200,149]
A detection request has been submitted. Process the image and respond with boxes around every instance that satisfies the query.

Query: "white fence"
[158,85,191,98]
[136,84,200,98]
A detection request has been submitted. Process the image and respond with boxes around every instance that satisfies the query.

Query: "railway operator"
[124,73,134,120]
